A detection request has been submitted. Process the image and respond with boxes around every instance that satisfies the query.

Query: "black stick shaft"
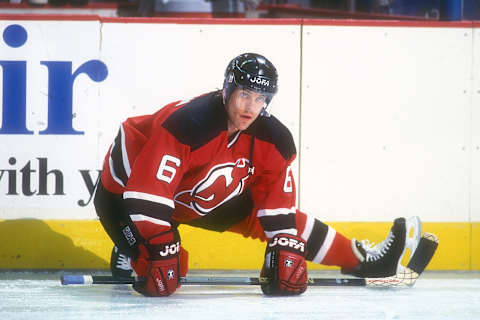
[61,275,366,287]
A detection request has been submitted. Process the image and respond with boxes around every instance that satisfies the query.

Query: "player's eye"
[256,96,266,103]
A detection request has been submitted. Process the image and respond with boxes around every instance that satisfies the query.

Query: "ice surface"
[0,271,479,320]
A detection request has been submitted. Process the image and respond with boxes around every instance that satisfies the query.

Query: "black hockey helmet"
[223,53,278,106]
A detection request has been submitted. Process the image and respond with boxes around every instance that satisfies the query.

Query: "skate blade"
[405,216,422,254]
[397,216,422,273]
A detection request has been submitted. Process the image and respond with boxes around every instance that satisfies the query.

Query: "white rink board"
[97,22,301,161]
[0,21,104,217]
[0,19,478,223]
[0,20,301,219]
[300,25,473,222]
[471,26,480,223]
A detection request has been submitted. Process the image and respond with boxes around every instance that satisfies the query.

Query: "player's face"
[225,88,267,135]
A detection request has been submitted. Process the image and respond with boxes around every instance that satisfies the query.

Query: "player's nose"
[243,100,253,112]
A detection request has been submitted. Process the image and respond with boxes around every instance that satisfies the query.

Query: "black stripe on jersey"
[110,128,128,186]
[124,197,173,225]
[305,219,329,261]
[185,188,254,232]
[258,212,296,232]
[246,114,296,161]
[162,91,227,151]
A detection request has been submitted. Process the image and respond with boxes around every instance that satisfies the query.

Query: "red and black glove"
[131,230,188,297]
[260,233,308,296]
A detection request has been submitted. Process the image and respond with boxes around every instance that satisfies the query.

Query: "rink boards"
[0,18,479,270]
[0,219,477,271]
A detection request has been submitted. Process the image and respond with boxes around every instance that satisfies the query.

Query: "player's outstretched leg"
[110,246,134,278]
[341,217,414,278]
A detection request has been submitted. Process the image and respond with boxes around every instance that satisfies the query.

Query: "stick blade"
[364,232,439,288]
[365,268,418,288]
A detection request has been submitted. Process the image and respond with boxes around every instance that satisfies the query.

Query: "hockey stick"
[61,274,367,287]
[61,233,438,288]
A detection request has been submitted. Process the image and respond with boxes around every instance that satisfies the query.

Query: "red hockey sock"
[321,231,359,269]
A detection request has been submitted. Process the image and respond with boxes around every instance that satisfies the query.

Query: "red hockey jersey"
[100,91,297,241]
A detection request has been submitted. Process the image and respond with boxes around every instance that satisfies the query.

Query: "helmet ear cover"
[223,53,278,106]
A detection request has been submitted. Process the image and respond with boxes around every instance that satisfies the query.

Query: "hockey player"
[94,53,416,297]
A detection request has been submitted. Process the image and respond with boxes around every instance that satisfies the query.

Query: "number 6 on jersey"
[283,166,293,193]
[156,155,181,183]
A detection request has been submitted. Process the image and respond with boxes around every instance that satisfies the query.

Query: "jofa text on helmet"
[269,236,305,253]
[250,77,270,87]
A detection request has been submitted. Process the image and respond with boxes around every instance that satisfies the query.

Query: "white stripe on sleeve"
[257,207,296,217]
[120,124,131,178]
[130,214,171,227]
[109,141,126,188]
[312,226,336,264]
[264,228,297,239]
[300,214,315,241]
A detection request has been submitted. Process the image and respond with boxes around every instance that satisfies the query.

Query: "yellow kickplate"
[0,220,475,270]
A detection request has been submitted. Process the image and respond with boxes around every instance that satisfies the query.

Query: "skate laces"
[359,231,395,262]
[116,253,133,271]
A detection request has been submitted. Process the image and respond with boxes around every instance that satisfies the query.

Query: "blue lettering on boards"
[0,24,109,135]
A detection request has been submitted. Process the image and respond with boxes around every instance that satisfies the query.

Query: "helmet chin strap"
[260,103,272,117]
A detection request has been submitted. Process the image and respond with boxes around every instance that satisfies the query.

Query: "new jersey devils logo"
[174,158,253,215]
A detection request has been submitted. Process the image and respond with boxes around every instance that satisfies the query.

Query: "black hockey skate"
[110,246,134,278]
[341,217,421,278]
